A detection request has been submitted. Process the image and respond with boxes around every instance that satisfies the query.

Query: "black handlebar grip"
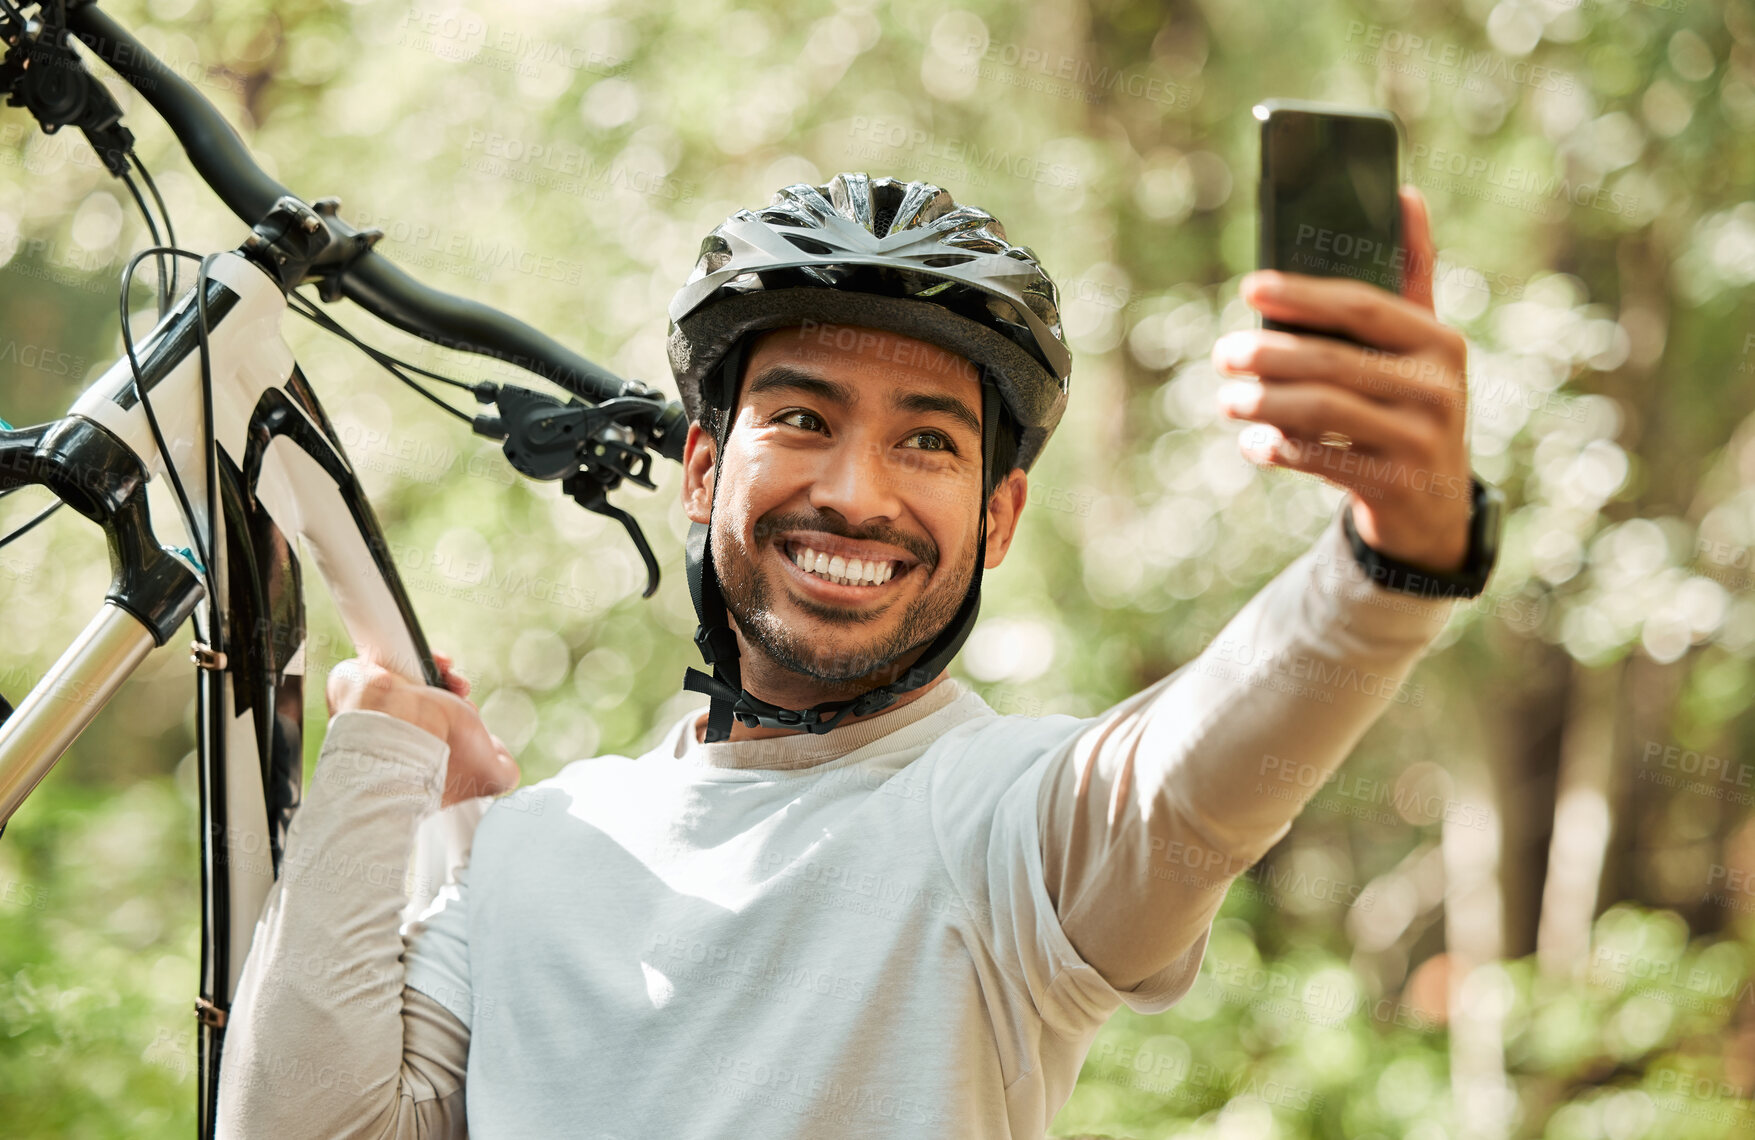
[68,3,289,223]
[339,256,624,404]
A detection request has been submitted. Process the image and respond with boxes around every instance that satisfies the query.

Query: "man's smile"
[771,535,919,603]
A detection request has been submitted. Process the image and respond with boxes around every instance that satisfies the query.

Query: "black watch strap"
[1341,475,1504,600]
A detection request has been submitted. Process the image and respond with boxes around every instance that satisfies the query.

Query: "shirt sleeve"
[215,710,472,1140]
[403,860,475,1030]
[1037,502,1458,1005]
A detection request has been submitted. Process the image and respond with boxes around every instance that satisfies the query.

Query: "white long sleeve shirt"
[216,503,1455,1138]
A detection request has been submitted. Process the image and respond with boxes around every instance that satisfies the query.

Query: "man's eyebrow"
[745,366,856,405]
[891,390,981,440]
[746,364,982,440]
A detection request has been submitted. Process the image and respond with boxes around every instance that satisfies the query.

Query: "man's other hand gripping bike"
[0,2,686,1133]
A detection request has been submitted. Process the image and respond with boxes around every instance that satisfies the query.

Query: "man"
[217,173,1498,1138]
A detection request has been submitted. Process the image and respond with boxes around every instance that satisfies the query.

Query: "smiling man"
[681,325,1020,727]
[216,173,1500,1139]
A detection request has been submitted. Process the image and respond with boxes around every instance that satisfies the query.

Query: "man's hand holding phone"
[1212,185,1474,577]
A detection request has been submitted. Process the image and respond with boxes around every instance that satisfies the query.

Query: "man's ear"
[682,422,716,524]
[982,468,1029,569]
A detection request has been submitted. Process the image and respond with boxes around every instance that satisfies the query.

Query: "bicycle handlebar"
[65,2,686,459]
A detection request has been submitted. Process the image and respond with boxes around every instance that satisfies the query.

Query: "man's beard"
[712,508,977,688]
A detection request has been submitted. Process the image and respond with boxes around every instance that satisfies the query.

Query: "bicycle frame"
[0,248,486,1135]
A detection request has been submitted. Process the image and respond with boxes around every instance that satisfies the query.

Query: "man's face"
[681,324,1027,688]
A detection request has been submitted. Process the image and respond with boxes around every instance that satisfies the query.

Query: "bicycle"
[0,3,686,1134]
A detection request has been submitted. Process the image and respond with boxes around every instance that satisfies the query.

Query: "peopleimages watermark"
[1257,753,1489,830]
[0,332,86,379]
[0,121,134,179]
[348,209,588,287]
[1693,536,1755,592]
[705,1050,955,1128]
[1409,143,1640,221]
[398,5,627,77]
[1199,633,1427,707]
[1202,957,1441,1032]
[1342,22,1576,94]
[461,130,696,202]
[1636,740,1755,807]
[377,536,597,615]
[1083,1037,1324,1109]
[1705,864,1755,915]
[1588,945,1755,1011]
[647,931,870,1006]
[957,37,1195,109]
[0,235,120,294]
[1,877,49,911]
[845,117,1079,191]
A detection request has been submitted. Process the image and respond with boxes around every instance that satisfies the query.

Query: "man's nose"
[808,436,906,524]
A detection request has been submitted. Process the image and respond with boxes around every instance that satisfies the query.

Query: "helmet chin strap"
[682,354,1002,743]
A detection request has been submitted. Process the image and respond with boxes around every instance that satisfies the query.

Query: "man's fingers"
[429,650,472,696]
[1400,185,1436,314]
[1218,378,1425,457]
[1215,329,1465,412]
[1241,271,1444,356]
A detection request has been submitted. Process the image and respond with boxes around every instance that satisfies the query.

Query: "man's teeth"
[789,544,896,587]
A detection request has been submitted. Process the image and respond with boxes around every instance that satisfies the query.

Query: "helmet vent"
[869,180,906,237]
[782,234,836,257]
[921,254,976,268]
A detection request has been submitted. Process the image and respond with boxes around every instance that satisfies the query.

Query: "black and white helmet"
[670,173,1072,742]
[666,172,1071,472]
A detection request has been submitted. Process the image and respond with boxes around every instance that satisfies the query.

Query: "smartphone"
[1255,100,1404,340]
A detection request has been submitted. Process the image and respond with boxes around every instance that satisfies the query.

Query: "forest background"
[2,0,1753,1136]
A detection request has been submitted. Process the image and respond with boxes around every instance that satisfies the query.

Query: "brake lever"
[563,473,660,598]
[472,383,668,595]
[1,2,136,175]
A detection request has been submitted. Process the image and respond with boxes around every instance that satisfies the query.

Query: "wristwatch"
[1341,475,1504,599]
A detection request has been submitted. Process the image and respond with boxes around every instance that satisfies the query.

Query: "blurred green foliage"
[3,0,1755,1135]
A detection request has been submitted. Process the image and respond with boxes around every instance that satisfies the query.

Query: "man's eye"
[776,409,824,432]
[904,430,957,453]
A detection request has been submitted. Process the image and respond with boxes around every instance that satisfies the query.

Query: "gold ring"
[1317,431,1353,450]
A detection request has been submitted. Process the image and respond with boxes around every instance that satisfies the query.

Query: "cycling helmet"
[668,172,1072,741]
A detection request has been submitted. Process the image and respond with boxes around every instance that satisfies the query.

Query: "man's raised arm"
[1039,503,1455,994]
[1039,187,1479,996]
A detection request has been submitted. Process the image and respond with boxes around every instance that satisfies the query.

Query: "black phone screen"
[1258,105,1403,333]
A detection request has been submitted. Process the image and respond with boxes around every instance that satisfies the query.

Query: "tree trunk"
[1535,658,1623,975]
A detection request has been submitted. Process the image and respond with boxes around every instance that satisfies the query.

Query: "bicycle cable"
[132,153,178,307]
[0,146,170,545]
[0,498,64,549]
[285,290,481,423]
[193,251,221,652]
[117,244,221,619]
[117,166,171,319]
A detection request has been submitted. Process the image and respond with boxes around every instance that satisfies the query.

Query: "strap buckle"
[693,626,738,667]
[195,997,227,1029]
[190,641,226,670]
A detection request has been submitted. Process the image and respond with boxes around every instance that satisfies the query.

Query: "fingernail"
[1217,380,1260,414]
